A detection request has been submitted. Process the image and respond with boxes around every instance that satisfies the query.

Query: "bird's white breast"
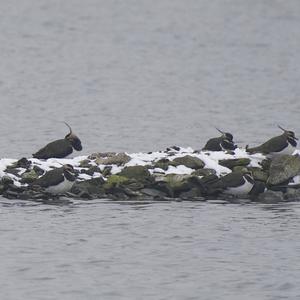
[224,178,254,196]
[46,178,74,194]
[267,143,296,158]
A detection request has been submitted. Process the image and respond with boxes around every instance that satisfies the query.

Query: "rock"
[1,176,14,186]
[140,188,167,198]
[103,175,129,190]
[284,188,300,201]
[153,174,192,197]
[248,167,268,182]
[117,166,152,183]
[154,158,171,171]
[219,158,250,169]
[16,157,31,169]
[257,190,284,203]
[20,169,39,184]
[33,165,45,176]
[192,168,216,177]
[88,152,116,160]
[260,158,272,171]
[102,166,112,176]
[79,159,93,168]
[4,167,20,177]
[71,178,105,197]
[179,188,204,200]
[172,155,205,169]
[232,166,249,173]
[80,166,101,176]
[267,155,300,186]
[126,182,144,191]
[94,153,131,166]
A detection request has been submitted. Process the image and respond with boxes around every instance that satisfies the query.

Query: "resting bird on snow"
[33,122,82,159]
[32,164,76,194]
[202,128,237,151]
[246,126,297,158]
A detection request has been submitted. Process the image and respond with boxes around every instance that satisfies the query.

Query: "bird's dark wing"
[33,168,64,188]
[202,137,222,151]
[221,139,237,150]
[247,135,287,154]
[221,172,245,188]
[33,139,73,159]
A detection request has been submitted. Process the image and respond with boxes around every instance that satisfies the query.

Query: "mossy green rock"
[154,174,191,197]
[117,166,151,182]
[21,170,39,184]
[248,167,268,182]
[219,158,250,169]
[172,155,204,169]
[267,155,300,186]
[104,175,129,189]
[154,158,171,171]
[72,178,105,196]
[232,166,249,173]
[192,168,216,177]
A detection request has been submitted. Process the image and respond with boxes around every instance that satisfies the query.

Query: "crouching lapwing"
[33,122,82,159]
[246,126,298,157]
[202,128,237,151]
[32,164,76,194]
[207,171,255,196]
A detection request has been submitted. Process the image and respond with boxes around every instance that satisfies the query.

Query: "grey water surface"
[1,0,300,299]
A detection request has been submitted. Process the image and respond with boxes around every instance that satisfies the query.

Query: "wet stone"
[117,166,152,183]
[33,165,45,176]
[21,169,39,184]
[16,157,31,169]
[94,153,131,166]
[257,190,285,203]
[267,155,300,186]
[192,168,216,177]
[172,155,205,169]
[219,158,250,169]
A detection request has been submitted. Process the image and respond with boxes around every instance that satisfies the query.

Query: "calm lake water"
[1,0,300,299]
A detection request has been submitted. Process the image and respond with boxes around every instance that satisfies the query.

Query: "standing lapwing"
[32,164,76,194]
[202,128,237,151]
[246,126,298,157]
[33,123,82,159]
[208,171,255,196]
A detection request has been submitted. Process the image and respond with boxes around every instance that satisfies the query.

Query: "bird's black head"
[215,127,234,141]
[221,139,237,151]
[278,125,298,146]
[62,164,76,181]
[64,122,83,151]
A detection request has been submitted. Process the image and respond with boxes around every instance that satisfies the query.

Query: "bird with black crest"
[32,122,83,159]
[202,127,237,151]
[31,164,76,194]
[246,126,298,158]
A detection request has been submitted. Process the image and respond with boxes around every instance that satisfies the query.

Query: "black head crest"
[278,125,298,140]
[64,122,83,151]
[215,127,233,141]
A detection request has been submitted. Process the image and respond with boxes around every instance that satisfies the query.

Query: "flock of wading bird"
[26,123,298,196]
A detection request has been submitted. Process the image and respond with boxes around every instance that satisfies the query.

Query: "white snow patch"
[165,165,194,175]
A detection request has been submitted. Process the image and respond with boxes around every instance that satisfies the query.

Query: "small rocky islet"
[1,146,300,204]
[0,124,299,204]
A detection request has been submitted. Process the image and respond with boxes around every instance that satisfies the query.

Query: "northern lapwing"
[32,164,76,194]
[207,171,255,196]
[33,122,82,159]
[246,126,298,157]
[202,128,237,151]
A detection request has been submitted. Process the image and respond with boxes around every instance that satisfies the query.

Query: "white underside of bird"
[45,178,74,194]
[267,143,296,158]
[224,178,254,195]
